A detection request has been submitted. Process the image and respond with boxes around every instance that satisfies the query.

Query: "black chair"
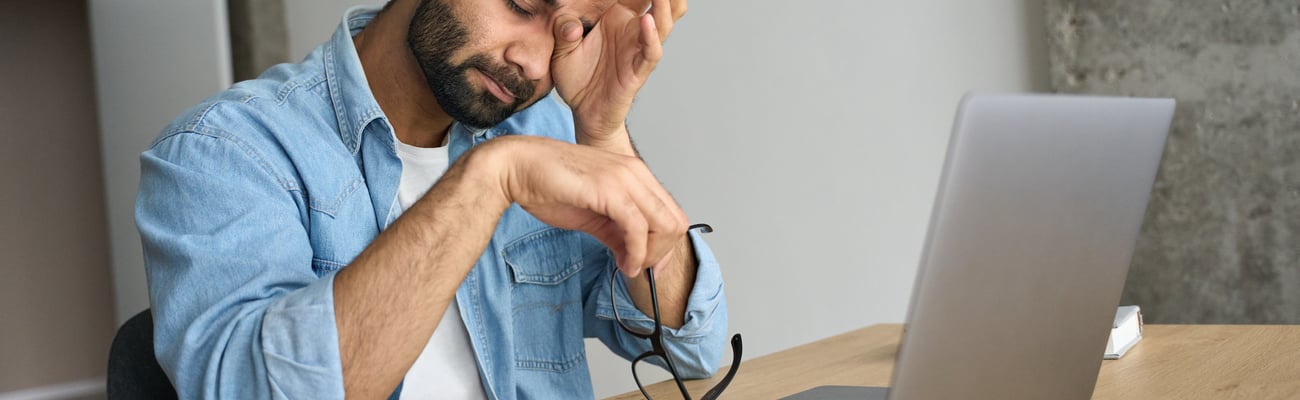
[107,309,178,399]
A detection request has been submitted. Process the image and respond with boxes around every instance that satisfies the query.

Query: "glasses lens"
[633,354,678,398]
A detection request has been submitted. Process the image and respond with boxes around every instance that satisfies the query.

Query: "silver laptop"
[785,93,1175,400]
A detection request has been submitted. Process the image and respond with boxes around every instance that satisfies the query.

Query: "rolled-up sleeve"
[584,230,729,379]
[136,131,345,399]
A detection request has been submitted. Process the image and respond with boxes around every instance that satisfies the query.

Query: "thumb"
[552,15,584,59]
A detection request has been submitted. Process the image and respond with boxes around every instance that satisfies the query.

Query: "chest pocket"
[502,228,596,372]
[303,176,374,277]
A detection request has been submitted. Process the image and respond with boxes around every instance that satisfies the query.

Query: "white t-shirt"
[393,138,488,400]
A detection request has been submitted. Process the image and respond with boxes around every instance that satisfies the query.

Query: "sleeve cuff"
[260,272,347,400]
[597,229,726,341]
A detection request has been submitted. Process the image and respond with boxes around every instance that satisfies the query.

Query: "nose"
[503,26,554,82]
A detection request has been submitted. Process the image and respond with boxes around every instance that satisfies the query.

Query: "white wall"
[90,0,233,325]
[237,0,1047,397]
[598,0,1051,397]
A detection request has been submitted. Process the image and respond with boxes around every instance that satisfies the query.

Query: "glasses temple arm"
[700,334,743,400]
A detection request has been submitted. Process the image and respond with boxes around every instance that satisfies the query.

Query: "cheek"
[450,1,495,54]
[533,80,555,99]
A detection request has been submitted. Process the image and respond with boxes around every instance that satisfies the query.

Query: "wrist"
[576,123,636,157]
[456,138,517,213]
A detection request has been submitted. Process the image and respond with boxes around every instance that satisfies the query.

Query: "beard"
[407,0,537,129]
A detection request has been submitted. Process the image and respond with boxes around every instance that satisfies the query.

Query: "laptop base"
[780,386,889,400]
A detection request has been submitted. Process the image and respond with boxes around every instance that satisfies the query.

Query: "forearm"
[594,228,729,379]
[585,123,695,327]
[626,234,698,328]
[332,148,509,399]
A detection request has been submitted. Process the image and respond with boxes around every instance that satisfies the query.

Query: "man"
[134,0,729,398]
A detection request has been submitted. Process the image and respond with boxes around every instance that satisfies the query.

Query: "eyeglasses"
[610,223,743,400]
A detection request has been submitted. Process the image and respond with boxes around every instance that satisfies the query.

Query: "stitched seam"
[515,352,585,372]
[312,258,348,271]
[502,228,584,284]
[468,266,492,382]
[307,177,362,217]
[185,102,219,131]
[511,300,581,317]
[149,101,224,148]
[275,74,327,105]
[323,41,356,153]
[509,259,583,285]
[175,126,297,192]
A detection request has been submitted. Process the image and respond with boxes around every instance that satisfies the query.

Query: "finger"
[644,173,689,236]
[629,164,688,265]
[587,218,634,276]
[610,157,685,275]
[670,0,687,22]
[551,14,584,59]
[621,0,651,13]
[617,161,686,271]
[569,211,656,281]
[617,165,684,274]
[608,191,649,277]
[648,0,674,42]
[632,14,663,77]
[624,155,688,234]
[631,181,681,272]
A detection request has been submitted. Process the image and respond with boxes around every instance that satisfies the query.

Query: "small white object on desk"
[1105,305,1143,359]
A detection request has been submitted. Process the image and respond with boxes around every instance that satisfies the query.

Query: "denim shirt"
[135,6,728,399]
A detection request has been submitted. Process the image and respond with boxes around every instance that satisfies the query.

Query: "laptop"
[784,93,1175,400]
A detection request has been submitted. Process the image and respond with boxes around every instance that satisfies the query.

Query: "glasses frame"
[610,223,743,400]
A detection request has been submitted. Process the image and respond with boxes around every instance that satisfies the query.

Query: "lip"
[475,68,517,104]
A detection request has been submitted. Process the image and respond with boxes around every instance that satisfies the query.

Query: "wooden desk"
[609,324,1300,399]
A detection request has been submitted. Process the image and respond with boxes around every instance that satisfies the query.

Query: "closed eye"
[506,0,534,18]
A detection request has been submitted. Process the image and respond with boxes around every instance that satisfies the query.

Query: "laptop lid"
[889,93,1174,400]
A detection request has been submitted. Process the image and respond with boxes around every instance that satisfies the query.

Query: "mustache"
[461,54,535,104]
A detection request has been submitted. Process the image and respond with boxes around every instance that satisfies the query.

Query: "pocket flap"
[502,228,591,285]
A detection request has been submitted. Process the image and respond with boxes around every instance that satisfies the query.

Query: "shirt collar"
[323,6,491,154]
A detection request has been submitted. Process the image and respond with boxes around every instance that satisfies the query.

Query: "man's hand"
[619,0,687,32]
[550,0,683,154]
[479,135,688,277]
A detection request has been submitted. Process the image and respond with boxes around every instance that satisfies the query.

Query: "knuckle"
[617,161,642,181]
[630,215,649,231]
[619,199,646,225]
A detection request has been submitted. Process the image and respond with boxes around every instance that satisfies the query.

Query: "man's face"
[407,0,614,129]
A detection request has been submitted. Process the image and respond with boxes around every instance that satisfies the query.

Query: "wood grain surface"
[608,324,1300,400]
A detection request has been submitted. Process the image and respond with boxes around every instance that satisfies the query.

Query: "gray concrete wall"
[1046,1,1300,323]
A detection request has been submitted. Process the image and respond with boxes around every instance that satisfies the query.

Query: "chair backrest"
[107,309,178,399]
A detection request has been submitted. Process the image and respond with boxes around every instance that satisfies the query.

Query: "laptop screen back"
[890,94,1175,400]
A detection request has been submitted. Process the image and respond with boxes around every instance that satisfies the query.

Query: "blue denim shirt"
[135,6,728,399]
